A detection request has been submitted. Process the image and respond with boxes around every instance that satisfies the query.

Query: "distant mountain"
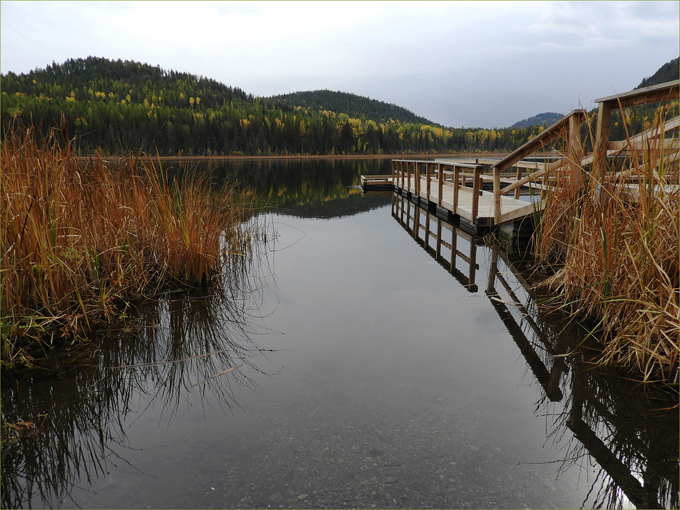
[636,57,679,89]
[268,89,437,126]
[510,112,564,129]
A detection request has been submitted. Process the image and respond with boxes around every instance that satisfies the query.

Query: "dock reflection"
[391,193,679,509]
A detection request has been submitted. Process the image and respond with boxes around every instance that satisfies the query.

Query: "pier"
[363,79,679,235]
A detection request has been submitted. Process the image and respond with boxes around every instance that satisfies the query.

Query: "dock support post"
[426,163,432,200]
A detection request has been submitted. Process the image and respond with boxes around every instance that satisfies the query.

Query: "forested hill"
[510,112,563,129]
[637,57,679,89]
[1,56,675,157]
[3,56,254,109]
[268,90,436,125]
[2,56,545,155]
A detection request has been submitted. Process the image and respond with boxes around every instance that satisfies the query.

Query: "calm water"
[2,159,677,509]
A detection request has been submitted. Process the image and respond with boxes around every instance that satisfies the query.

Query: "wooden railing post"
[472,165,482,225]
[426,162,432,200]
[493,166,502,225]
[414,162,419,197]
[472,164,481,224]
[568,112,584,194]
[593,101,612,181]
[438,163,443,206]
[453,165,460,215]
[514,167,523,199]
[407,161,411,193]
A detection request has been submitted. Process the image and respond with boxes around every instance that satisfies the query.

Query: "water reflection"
[1,242,273,509]
[391,193,679,509]
[168,158,394,218]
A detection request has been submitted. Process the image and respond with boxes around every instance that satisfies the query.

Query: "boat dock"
[362,79,679,235]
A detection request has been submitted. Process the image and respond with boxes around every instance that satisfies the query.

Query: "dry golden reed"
[534,109,679,382]
[1,126,257,364]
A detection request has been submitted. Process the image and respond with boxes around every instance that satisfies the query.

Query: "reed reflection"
[391,193,679,509]
[1,240,274,509]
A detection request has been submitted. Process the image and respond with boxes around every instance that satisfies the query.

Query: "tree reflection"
[166,158,394,218]
[391,193,679,509]
[1,237,274,508]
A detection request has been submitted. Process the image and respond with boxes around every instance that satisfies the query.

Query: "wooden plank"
[498,200,545,224]
[609,139,679,151]
[594,80,679,109]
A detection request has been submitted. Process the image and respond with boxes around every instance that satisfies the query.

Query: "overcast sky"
[1,1,678,128]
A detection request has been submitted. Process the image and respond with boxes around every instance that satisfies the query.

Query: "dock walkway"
[362,79,679,234]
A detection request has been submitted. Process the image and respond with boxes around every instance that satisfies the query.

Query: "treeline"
[2,56,674,157]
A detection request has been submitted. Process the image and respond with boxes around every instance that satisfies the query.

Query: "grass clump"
[1,126,258,366]
[534,111,679,382]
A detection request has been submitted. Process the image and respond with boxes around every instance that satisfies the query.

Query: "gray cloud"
[1,1,677,128]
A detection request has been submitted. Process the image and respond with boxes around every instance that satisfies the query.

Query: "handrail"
[391,159,483,224]
[593,80,679,179]
[491,109,587,224]
[390,81,678,228]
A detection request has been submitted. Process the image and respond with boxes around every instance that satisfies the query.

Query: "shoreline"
[80,153,511,162]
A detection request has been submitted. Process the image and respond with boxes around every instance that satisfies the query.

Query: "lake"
[2,159,677,509]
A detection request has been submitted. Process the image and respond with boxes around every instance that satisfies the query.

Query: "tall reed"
[1,126,258,365]
[534,110,679,382]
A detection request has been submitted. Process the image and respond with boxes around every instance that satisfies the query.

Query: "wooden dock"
[363,79,679,235]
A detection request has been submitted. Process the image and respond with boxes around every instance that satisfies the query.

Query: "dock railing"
[392,159,484,222]
[491,109,587,225]
[388,79,679,229]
